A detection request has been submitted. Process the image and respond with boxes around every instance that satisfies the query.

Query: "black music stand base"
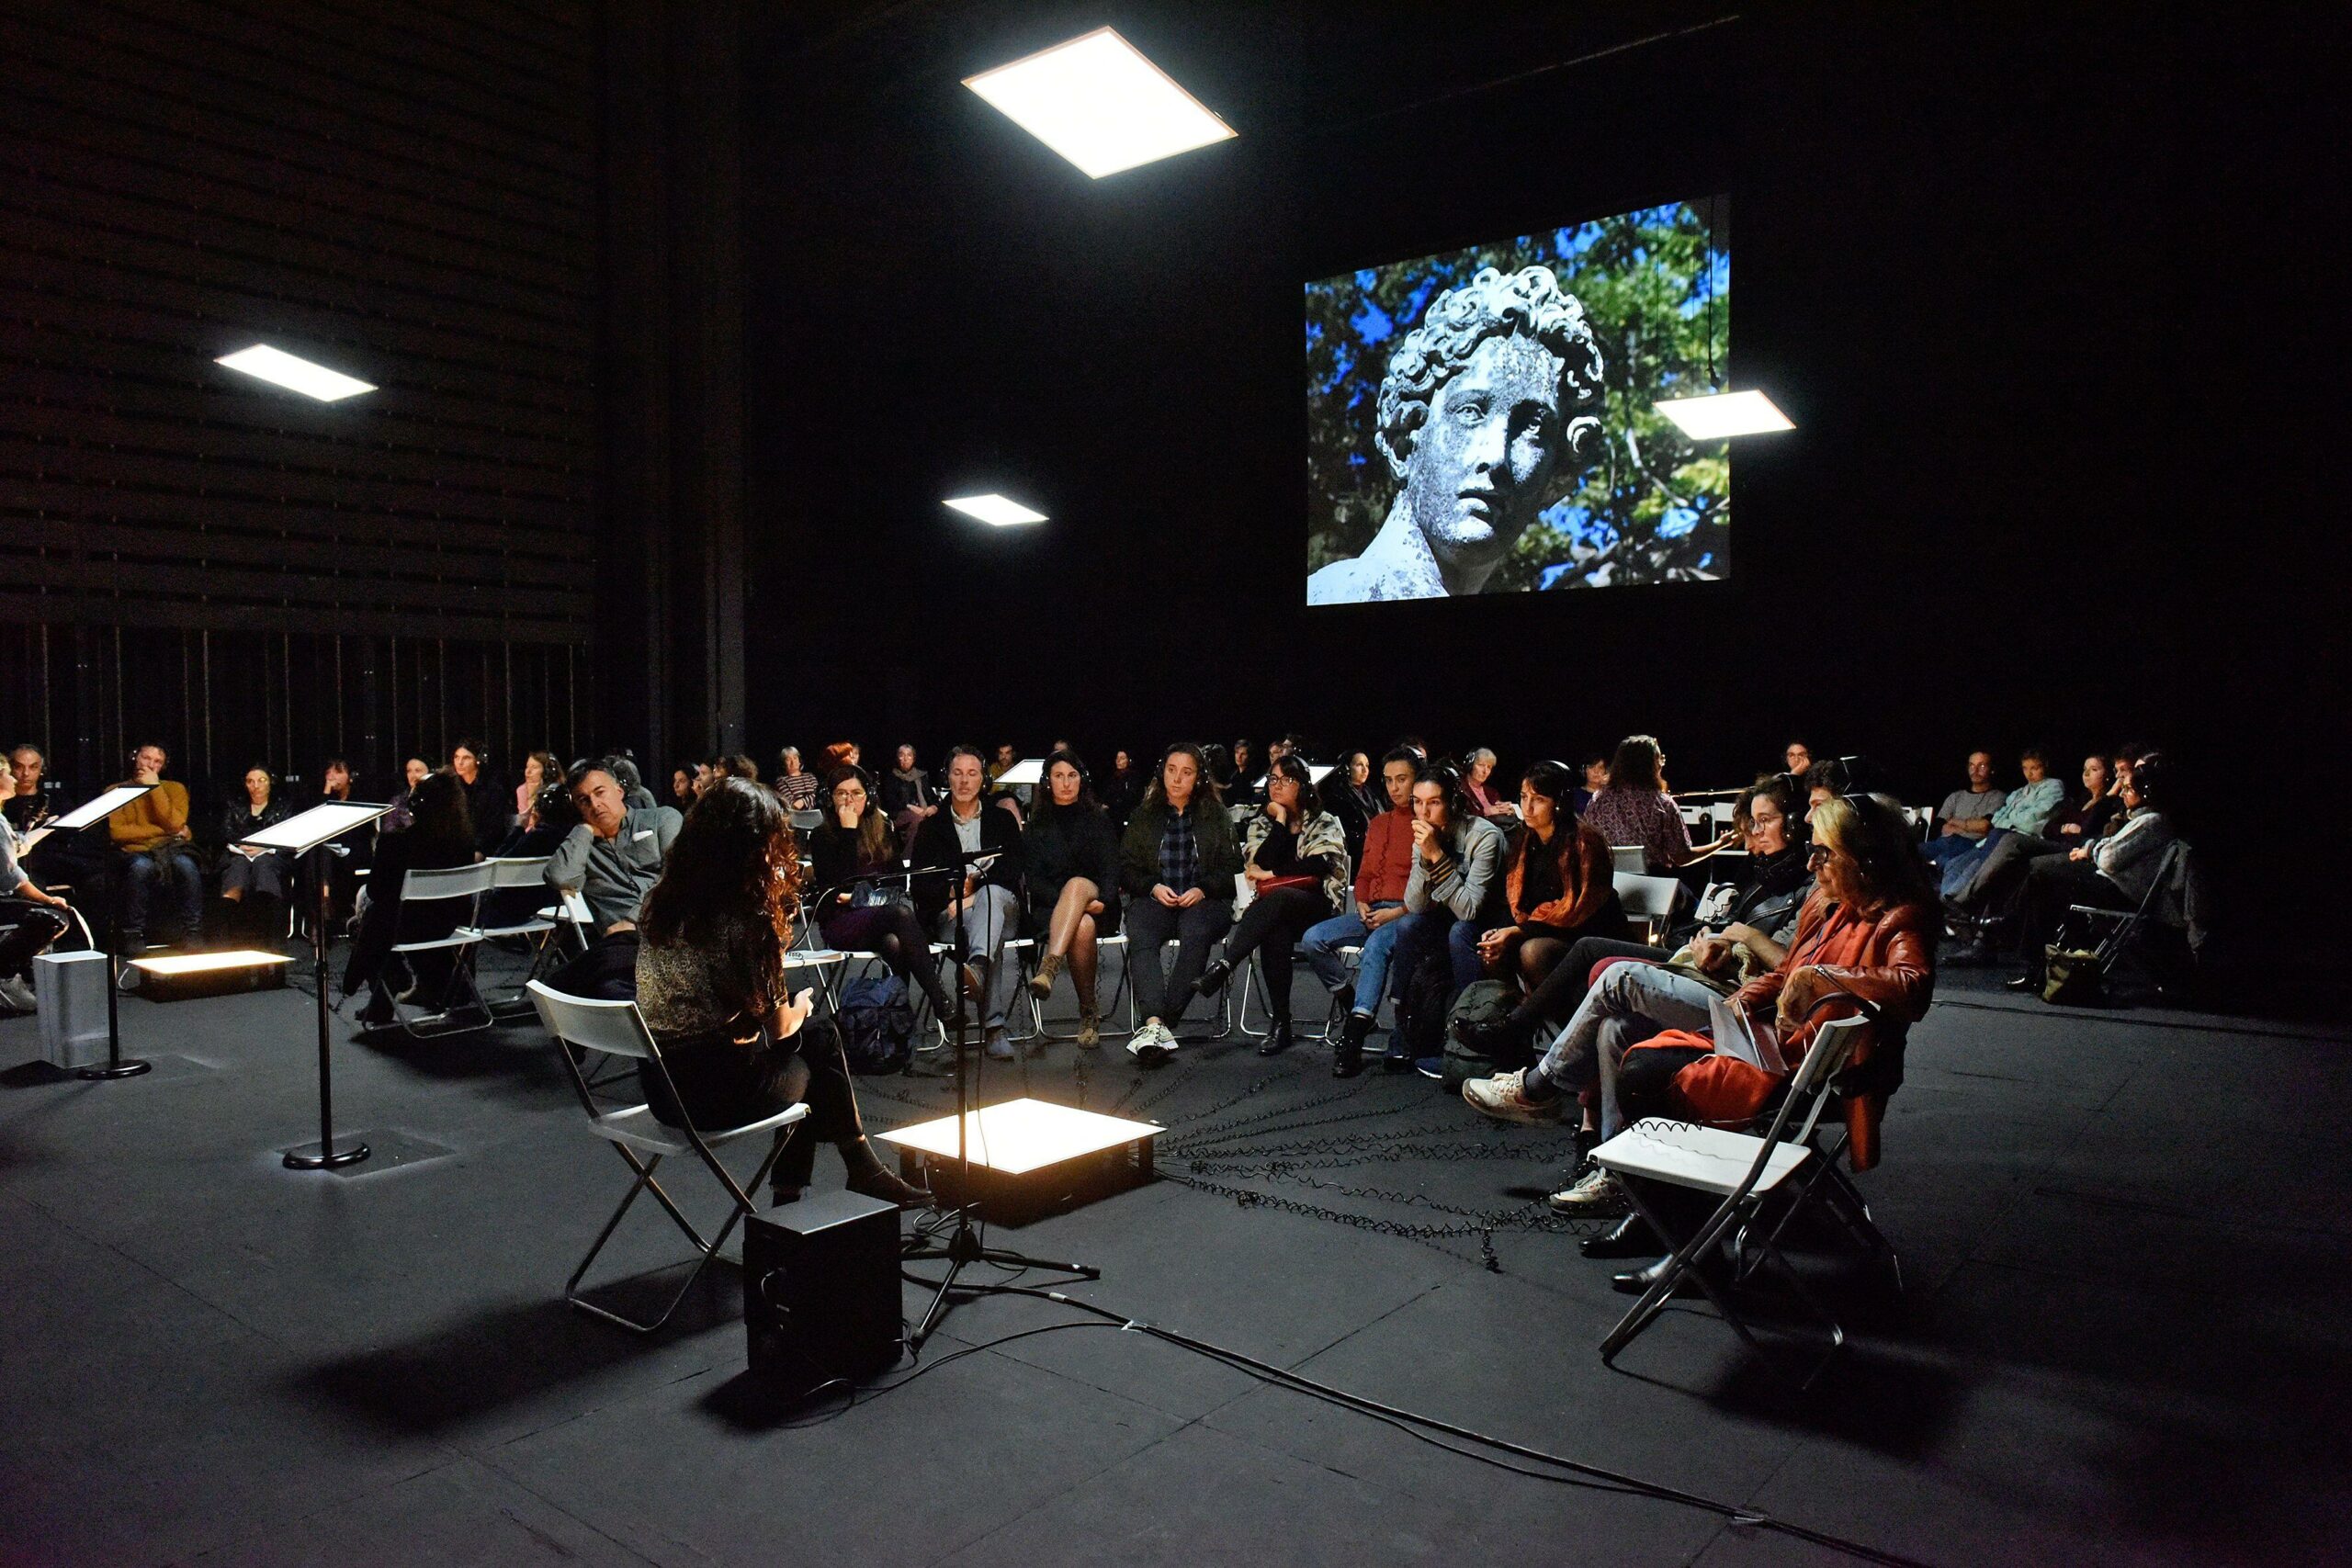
[82,913,150,1080]
[79,1059,152,1080]
[283,1137,371,1170]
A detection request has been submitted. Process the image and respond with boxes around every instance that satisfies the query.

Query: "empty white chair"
[1612,870,1679,945]
[1609,844,1646,877]
[527,980,809,1334]
[386,862,496,1036]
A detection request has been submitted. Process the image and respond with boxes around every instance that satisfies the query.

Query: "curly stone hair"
[1374,265,1607,479]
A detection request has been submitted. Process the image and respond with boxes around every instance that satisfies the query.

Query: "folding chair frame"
[529,981,810,1335]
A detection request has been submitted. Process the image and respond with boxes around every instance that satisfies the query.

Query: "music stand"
[992,757,1045,787]
[34,784,160,1079]
[241,801,395,1170]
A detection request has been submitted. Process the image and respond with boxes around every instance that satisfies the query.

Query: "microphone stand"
[899,832,1098,1348]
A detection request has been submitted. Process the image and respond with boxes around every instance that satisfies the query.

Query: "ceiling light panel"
[1654,389,1794,439]
[965,28,1235,179]
[216,344,376,401]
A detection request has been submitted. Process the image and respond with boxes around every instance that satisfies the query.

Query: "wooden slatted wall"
[0,0,598,803]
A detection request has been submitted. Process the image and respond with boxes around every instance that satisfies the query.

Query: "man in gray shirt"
[1922,750,2007,874]
[547,762,682,938]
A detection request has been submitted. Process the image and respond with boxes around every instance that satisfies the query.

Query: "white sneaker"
[0,976,36,1012]
[1460,1068,1564,1126]
[1547,1168,1625,1214]
[1126,1021,1179,1062]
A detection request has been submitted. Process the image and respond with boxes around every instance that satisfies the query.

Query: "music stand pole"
[82,876,151,1080]
[902,837,1097,1348]
[284,841,367,1169]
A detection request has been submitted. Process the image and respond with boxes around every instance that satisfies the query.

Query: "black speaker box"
[743,1190,901,1400]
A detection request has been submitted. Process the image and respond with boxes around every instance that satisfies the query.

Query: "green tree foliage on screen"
[1306,199,1732,591]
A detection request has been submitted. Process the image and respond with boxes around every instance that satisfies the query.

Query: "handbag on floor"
[2040,944,2104,1006]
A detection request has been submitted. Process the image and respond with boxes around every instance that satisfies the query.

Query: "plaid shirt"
[1158,805,1199,891]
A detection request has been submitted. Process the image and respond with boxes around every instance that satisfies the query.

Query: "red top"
[1355,807,1415,906]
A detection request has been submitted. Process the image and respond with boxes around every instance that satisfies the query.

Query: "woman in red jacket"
[1477,760,1626,995]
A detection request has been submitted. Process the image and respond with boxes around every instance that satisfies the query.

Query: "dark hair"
[1035,748,1100,814]
[566,758,617,794]
[1144,742,1222,810]
[130,739,168,761]
[606,755,645,795]
[1734,773,1800,840]
[718,753,761,783]
[405,771,474,859]
[944,743,987,773]
[1800,757,1850,797]
[1378,746,1424,780]
[1197,741,1235,787]
[1519,759,1577,824]
[1413,759,1476,827]
[1264,753,1323,820]
[1812,794,1935,914]
[820,766,894,868]
[532,780,579,832]
[1607,735,1664,794]
[641,778,803,1020]
[322,755,348,773]
[452,737,486,762]
[2019,746,2050,770]
[2125,750,2166,807]
[241,764,276,793]
[1578,750,1609,770]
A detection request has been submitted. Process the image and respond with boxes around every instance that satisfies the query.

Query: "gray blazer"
[546,806,683,935]
[1403,814,1506,920]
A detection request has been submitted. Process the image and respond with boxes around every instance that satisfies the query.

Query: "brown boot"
[1027,949,1063,999]
[1074,977,1101,1048]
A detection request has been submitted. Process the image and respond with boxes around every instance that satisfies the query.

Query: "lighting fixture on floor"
[1654,389,1793,439]
[944,493,1048,525]
[129,949,291,1002]
[964,27,1235,179]
[878,1097,1159,1221]
[215,344,377,401]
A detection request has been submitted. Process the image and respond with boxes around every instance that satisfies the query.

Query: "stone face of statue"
[1396,333,1570,591]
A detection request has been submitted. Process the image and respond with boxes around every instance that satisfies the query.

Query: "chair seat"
[467,919,555,940]
[1338,945,1363,959]
[585,1100,809,1157]
[1098,932,1127,947]
[391,932,482,953]
[783,949,849,968]
[1592,1122,1812,1198]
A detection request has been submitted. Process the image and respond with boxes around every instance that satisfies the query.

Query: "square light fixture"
[944,493,1047,525]
[964,27,1236,179]
[1654,389,1793,439]
[128,948,292,1003]
[878,1098,1161,1177]
[216,344,376,401]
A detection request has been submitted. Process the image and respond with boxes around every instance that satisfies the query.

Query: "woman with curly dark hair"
[807,768,957,1022]
[635,777,928,1209]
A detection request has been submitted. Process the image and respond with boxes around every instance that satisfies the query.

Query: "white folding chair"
[527,980,810,1334]
[467,855,559,1015]
[1613,870,1680,945]
[387,862,496,1037]
[1609,844,1647,877]
[1710,801,1739,836]
[1592,1013,1878,1388]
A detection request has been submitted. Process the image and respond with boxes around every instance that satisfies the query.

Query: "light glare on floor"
[216,344,377,401]
[129,950,293,976]
[1654,389,1793,439]
[944,493,1048,525]
[878,1098,1160,1175]
[964,28,1236,179]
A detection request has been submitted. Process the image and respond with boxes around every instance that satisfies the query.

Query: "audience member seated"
[1948,750,2123,927]
[1453,773,1810,1063]
[306,756,374,927]
[1196,755,1350,1056]
[1572,752,1608,817]
[2008,751,2179,993]
[543,761,684,1000]
[1935,746,2064,898]
[1306,748,1420,1067]
[1580,734,1717,872]
[6,742,50,836]
[1371,766,1508,1073]
[344,771,476,1025]
[109,742,202,949]
[384,754,432,830]
[608,754,658,810]
[1322,750,1382,868]
[775,748,820,812]
[1226,739,1259,806]
[1784,740,1813,776]
[515,751,563,834]
[1474,759,1624,1007]
[911,746,1024,1059]
[633,777,927,1210]
[806,767,957,1023]
[496,779,578,859]
[217,765,295,942]
[0,816,72,1013]
[983,741,1030,817]
[715,753,762,786]
[667,760,704,807]
[1021,750,1122,1047]
[881,743,941,842]
[449,739,513,855]
[1462,794,1936,1229]
[1102,750,1144,824]
[1800,756,1849,824]
[1462,749,1518,821]
[1918,749,2006,873]
[1119,743,1240,1058]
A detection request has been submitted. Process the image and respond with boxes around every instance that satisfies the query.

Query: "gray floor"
[3,951,2348,1567]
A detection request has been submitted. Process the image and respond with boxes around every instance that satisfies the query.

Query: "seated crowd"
[0,729,2195,1272]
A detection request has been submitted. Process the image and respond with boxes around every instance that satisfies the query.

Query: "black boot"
[1193,958,1234,999]
[1257,1020,1295,1057]
[1332,1011,1371,1077]
[842,1138,932,1209]
[1581,1212,1662,1259]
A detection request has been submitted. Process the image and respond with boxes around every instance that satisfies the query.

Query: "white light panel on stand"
[964,28,1235,179]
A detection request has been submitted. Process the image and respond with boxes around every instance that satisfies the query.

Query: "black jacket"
[909,802,1023,925]
[1023,803,1123,931]
[456,773,513,856]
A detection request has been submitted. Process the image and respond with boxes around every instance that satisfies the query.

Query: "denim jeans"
[1919,833,1984,872]
[1533,959,1721,1139]
[121,848,203,941]
[1938,828,2003,898]
[937,883,1020,1032]
[1301,901,1403,1012]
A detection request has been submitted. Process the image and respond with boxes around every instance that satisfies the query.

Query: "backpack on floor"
[1391,948,1455,1065]
[1440,978,1521,1089]
[835,972,914,1074]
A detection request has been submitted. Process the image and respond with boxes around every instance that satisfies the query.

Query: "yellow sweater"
[109,781,190,853]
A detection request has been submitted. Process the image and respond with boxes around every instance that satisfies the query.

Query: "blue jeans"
[1383,908,1466,1012]
[1301,901,1403,1013]
[1919,833,1984,872]
[122,848,203,941]
[1938,828,2004,898]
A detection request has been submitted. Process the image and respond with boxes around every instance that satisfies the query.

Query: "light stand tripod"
[900,839,1098,1348]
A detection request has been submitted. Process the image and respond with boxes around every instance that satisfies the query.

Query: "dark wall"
[741,2,2340,900]
[0,0,598,807]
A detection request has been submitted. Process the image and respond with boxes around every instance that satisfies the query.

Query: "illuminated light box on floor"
[877,1098,1159,1224]
[129,949,291,1003]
